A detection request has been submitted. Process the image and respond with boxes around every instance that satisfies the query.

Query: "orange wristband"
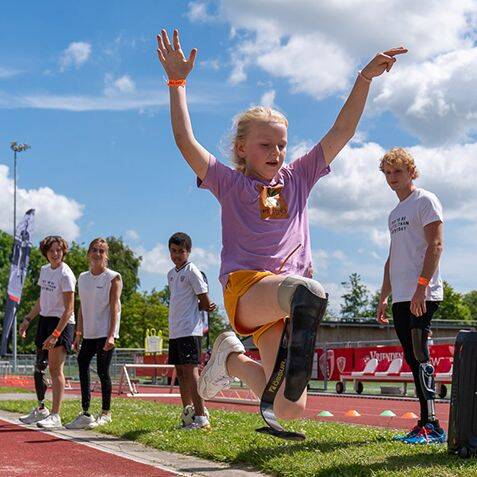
[52,329,61,338]
[418,276,430,286]
[167,78,186,87]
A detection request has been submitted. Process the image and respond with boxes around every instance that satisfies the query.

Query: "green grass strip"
[0,398,475,477]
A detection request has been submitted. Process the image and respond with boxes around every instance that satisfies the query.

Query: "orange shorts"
[223,270,285,346]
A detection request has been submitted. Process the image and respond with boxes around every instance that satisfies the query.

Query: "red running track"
[0,419,177,477]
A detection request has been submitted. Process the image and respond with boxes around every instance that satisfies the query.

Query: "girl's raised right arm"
[157,29,210,180]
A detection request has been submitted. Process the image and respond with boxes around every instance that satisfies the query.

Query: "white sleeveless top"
[78,268,122,339]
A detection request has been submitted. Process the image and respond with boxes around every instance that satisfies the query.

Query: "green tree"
[340,273,372,319]
[434,281,472,322]
[119,289,169,348]
[463,290,477,321]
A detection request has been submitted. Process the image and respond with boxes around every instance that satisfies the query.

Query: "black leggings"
[392,301,439,424]
[77,338,114,412]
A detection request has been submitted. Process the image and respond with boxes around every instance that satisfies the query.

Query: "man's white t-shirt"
[78,268,123,339]
[38,262,76,323]
[167,262,208,339]
[388,188,444,303]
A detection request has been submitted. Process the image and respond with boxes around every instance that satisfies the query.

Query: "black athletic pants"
[77,338,114,412]
[392,301,439,425]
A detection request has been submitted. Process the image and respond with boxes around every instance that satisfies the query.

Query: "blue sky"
[1,1,477,314]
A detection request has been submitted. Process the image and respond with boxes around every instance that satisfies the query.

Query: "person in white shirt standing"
[376,148,446,445]
[19,236,76,429]
[167,232,215,430]
[66,237,122,430]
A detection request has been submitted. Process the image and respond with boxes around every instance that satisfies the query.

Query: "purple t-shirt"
[199,142,330,286]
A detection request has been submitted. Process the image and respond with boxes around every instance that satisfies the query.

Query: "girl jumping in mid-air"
[157,29,406,438]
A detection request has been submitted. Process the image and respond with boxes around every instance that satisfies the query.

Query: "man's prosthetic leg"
[411,328,436,422]
[256,276,328,440]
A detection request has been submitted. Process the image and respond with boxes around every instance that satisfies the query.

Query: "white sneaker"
[19,407,50,425]
[65,413,96,430]
[87,413,112,429]
[198,331,245,400]
[37,413,62,429]
[181,405,210,427]
[182,415,211,430]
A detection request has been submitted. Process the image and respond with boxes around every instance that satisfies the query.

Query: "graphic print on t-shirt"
[257,184,289,219]
[390,216,410,235]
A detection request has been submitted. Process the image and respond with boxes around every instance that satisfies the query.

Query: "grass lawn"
[0,398,475,477]
[0,386,31,393]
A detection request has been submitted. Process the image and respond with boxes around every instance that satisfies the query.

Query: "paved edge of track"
[0,409,268,477]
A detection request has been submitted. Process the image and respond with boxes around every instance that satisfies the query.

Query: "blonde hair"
[231,106,288,173]
[379,147,419,180]
[87,237,109,267]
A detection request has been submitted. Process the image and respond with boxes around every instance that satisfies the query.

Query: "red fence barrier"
[316,343,455,381]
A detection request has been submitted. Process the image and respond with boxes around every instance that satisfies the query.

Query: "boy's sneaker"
[393,425,421,442]
[403,423,447,444]
[198,331,245,400]
[181,405,210,427]
[65,413,96,430]
[87,413,112,429]
[19,407,49,425]
[37,413,62,429]
[182,415,211,430]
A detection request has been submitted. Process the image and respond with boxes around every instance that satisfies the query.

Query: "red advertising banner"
[316,343,454,381]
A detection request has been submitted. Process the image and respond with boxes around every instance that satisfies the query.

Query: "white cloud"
[308,140,477,235]
[257,33,352,99]
[137,243,171,275]
[0,165,83,242]
[104,74,136,96]
[0,90,168,112]
[125,229,140,241]
[137,243,220,275]
[260,89,275,107]
[0,67,21,79]
[191,247,221,270]
[59,42,92,71]
[0,82,218,112]
[187,1,216,22]
[371,47,477,145]
[199,59,221,70]
[213,0,477,143]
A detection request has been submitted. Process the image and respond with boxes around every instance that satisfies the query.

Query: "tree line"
[1,232,474,353]
[339,272,477,322]
[0,231,228,353]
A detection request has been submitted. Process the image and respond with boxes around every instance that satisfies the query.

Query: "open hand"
[157,29,197,80]
[361,47,408,80]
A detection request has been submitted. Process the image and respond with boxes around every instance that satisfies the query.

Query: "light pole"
[10,141,30,373]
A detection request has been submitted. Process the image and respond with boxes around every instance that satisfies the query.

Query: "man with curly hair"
[376,148,446,444]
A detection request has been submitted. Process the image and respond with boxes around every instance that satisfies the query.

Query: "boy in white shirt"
[167,232,215,429]
[376,148,446,444]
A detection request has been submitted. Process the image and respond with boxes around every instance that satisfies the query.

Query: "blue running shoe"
[393,425,421,442]
[403,423,447,444]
